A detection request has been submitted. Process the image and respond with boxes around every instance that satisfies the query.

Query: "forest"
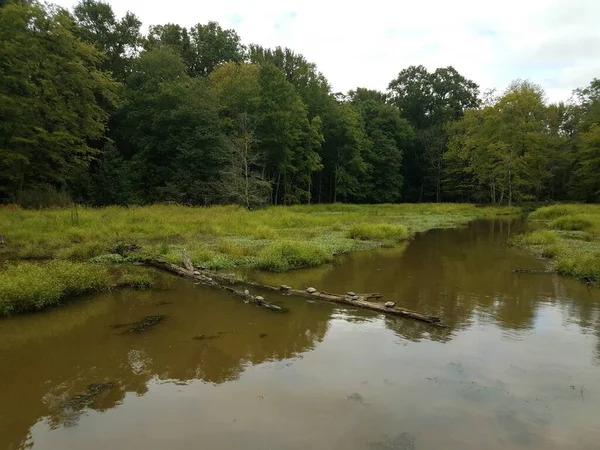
[1,0,600,208]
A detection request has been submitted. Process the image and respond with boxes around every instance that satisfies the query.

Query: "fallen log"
[142,258,444,327]
[140,259,284,311]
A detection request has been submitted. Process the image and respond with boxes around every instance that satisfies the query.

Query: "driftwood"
[142,258,444,327]
[141,259,284,311]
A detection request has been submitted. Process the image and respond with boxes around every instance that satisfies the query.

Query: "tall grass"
[347,223,410,242]
[0,203,519,314]
[256,241,333,272]
[0,261,156,316]
[513,204,600,285]
[0,203,519,269]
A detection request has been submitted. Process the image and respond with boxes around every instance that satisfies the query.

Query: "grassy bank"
[511,204,600,285]
[0,203,518,315]
[0,261,155,316]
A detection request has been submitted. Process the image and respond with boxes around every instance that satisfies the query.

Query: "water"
[1,219,599,450]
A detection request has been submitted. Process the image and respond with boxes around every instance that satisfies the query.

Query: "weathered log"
[141,259,283,311]
[142,258,444,326]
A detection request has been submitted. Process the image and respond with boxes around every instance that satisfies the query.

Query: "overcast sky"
[56,0,600,102]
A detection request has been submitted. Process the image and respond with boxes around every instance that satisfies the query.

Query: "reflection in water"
[1,219,599,450]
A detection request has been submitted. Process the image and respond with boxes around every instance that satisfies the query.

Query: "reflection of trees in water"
[0,288,331,450]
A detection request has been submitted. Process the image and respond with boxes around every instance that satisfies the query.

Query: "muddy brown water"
[1,219,600,450]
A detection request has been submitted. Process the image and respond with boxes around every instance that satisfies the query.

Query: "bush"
[256,241,333,272]
[347,223,410,242]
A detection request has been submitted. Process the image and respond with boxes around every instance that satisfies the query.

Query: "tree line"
[1,0,599,208]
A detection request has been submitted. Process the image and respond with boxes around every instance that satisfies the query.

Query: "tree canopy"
[1,0,598,208]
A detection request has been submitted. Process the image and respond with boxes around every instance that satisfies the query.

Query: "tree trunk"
[274,172,281,205]
[318,172,322,203]
[307,171,312,205]
[508,166,513,207]
[333,166,338,203]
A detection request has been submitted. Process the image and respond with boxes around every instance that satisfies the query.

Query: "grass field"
[511,204,600,285]
[0,203,519,315]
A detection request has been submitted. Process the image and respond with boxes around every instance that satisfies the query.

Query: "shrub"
[256,241,333,272]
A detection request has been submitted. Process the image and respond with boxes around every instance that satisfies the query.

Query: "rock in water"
[384,301,396,308]
[306,287,317,294]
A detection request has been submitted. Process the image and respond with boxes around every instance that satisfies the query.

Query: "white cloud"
[56,0,600,102]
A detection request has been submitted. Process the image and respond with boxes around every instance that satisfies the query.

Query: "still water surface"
[1,220,599,449]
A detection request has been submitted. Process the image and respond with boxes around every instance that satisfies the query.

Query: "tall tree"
[388,65,479,201]
[0,1,118,202]
[350,88,414,203]
[571,79,600,201]
[73,0,142,81]
[188,22,245,76]
[446,80,562,205]
[120,47,226,204]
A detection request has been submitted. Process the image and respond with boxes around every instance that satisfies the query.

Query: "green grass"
[0,203,519,314]
[512,204,600,285]
[0,203,519,268]
[256,241,334,272]
[347,223,410,242]
[0,261,156,316]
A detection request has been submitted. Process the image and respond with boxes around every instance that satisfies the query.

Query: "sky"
[55,0,600,103]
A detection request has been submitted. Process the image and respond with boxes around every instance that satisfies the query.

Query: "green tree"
[120,47,226,203]
[446,80,561,205]
[575,124,600,201]
[73,0,142,81]
[146,24,194,69]
[0,1,118,202]
[350,88,414,203]
[571,79,600,201]
[188,22,245,76]
[388,65,479,201]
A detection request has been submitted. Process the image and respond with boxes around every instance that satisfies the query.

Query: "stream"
[1,219,599,449]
